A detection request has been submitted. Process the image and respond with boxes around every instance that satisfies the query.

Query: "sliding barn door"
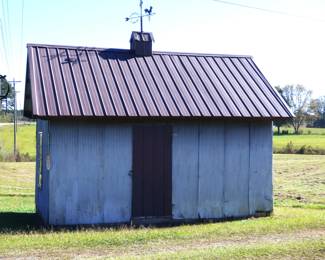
[132,124,172,218]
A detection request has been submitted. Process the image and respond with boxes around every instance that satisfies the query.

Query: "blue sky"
[1,0,325,108]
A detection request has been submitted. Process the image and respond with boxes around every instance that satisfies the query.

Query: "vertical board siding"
[198,123,224,219]
[44,120,272,224]
[102,125,132,223]
[249,121,273,213]
[172,124,199,219]
[35,119,50,222]
[171,121,272,220]
[49,121,132,225]
[50,121,79,224]
[223,123,250,217]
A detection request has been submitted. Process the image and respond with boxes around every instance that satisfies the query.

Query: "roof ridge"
[26,43,253,58]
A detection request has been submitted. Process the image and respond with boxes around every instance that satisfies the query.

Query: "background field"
[0,154,324,259]
[0,123,36,160]
[273,127,325,154]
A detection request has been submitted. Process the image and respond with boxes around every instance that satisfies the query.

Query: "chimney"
[130,31,154,56]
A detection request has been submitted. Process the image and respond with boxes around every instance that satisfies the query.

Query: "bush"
[281,130,289,135]
[0,148,35,162]
[0,113,13,123]
[297,145,314,154]
[273,142,325,155]
[284,141,295,154]
[313,119,325,128]
[297,129,304,135]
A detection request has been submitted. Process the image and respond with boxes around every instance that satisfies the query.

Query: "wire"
[5,0,12,61]
[1,0,11,74]
[0,19,5,65]
[20,0,25,65]
[212,0,325,23]
[0,19,10,73]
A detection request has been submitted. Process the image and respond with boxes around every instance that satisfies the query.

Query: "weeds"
[274,142,325,155]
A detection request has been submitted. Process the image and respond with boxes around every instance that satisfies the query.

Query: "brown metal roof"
[24,43,293,119]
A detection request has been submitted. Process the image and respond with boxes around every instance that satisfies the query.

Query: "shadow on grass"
[0,212,44,232]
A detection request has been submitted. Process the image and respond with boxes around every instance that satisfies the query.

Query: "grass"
[149,239,325,259]
[273,154,325,209]
[273,127,325,154]
[0,154,324,258]
[0,123,36,160]
[0,162,35,212]
[0,208,324,258]
[273,134,325,151]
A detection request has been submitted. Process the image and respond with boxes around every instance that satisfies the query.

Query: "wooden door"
[132,124,172,218]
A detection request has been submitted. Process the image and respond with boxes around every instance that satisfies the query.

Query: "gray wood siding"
[172,124,199,219]
[41,120,272,225]
[172,121,272,219]
[35,119,50,223]
[49,122,132,225]
[223,123,250,217]
[249,122,273,213]
[198,123,224,219]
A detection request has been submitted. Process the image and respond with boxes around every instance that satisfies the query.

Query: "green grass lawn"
[0,162,35,213]
[273,134,325,151]
[0,123,36,160]
[0,154,324,258]
[273,154,325,209]
[273,126,325,153]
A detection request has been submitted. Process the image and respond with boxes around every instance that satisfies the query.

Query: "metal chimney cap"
[130,31,155,42]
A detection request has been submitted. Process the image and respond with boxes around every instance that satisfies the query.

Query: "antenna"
[125,0,155,33]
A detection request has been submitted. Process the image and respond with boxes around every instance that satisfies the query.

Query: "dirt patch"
[2,229,324,259]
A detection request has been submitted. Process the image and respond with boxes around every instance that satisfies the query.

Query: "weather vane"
[125,0,155,33]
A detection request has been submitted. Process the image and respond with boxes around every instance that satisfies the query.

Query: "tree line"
[275,85,325,134]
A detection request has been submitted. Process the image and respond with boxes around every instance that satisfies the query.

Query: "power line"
[0,19,10,72]
[1,0,11,74]
[0,20,6,71]
[5,0,12,64]
[20,0,25,65]
[212,0,325,23]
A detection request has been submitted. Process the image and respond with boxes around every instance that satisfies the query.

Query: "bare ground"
[1,229,324,259]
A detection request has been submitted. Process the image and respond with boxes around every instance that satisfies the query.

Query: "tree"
[309,96,325,120]
[309,96,325,127]
[0,75,10,98]
[0,76,13,112]
[273,86,289,134]
[280,85,312,134]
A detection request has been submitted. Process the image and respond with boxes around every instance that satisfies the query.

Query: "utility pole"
[8,79,21,159]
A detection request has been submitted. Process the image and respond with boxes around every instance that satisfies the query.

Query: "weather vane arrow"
[125,0,155,33]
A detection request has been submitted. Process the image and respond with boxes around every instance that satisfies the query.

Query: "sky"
[1,0,325,109]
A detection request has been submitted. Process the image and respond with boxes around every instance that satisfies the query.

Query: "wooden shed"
[24,32,293,225]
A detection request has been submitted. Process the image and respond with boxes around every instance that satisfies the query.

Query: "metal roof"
[24,43,293,119]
